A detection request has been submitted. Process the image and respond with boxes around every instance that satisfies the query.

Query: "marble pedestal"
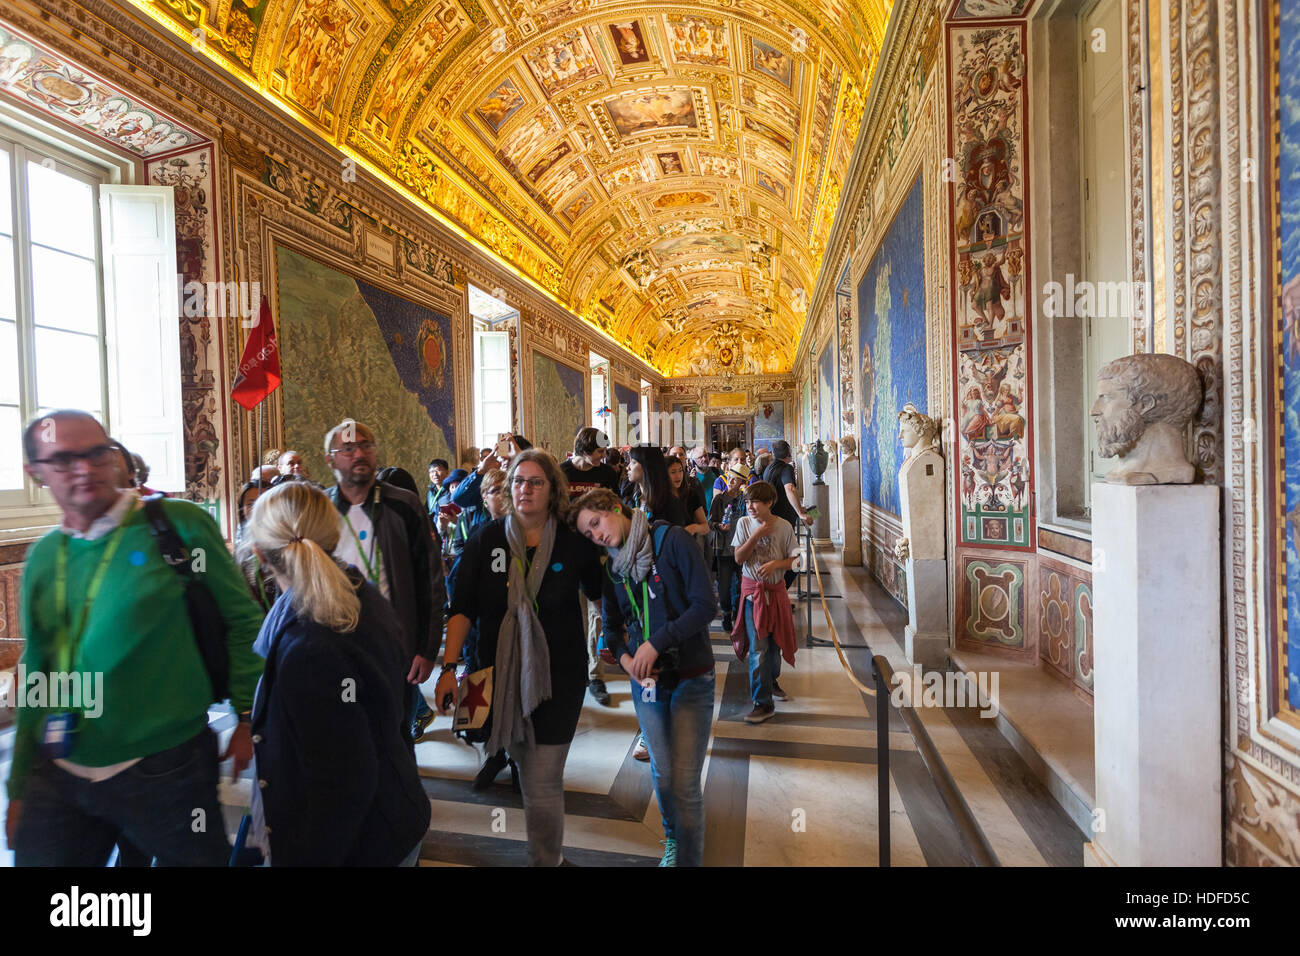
[1089,482,1220,867]
[811,482,831,543]
[898,448,947,668]
[904,558,948,668]
[840,457,862,566]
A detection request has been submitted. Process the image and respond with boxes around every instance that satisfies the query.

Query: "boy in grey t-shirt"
[731,481,799,721]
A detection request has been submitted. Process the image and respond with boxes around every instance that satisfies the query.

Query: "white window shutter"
[99,185,183,493]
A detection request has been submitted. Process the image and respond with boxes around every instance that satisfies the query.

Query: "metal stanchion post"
[873,655,890,868]
[805,524,813,639]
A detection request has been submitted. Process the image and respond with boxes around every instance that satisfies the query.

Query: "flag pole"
[257,400,263,482]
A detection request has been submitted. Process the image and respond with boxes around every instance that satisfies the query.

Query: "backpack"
[142,495,231,702]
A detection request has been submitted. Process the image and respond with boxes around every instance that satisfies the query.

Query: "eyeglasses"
[331,441,376,456]
[483,486,505,496]
[31,444,120,472]
[511,476,548,490]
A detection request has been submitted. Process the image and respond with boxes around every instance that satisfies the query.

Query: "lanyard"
[253,566,272,612]
[608,564,652,647]
[342,508,383,585]
[54,526,126,674]
[513,553,540,614]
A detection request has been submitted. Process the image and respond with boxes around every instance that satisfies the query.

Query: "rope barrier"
[806,538,875,697]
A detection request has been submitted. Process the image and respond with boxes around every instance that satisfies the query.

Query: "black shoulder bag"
[141,495,231,702]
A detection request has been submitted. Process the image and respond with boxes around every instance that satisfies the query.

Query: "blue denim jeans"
[745,597,782,709]
[13,727,231,866]
[631,669,715,867]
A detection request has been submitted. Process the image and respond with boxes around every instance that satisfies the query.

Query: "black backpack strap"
[140,494,231,701]
[648,520,682,620]
[142,494,192,577]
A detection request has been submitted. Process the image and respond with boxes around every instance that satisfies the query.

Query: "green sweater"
[7,498,265,800]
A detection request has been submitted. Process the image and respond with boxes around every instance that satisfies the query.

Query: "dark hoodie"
[600,522,717,679]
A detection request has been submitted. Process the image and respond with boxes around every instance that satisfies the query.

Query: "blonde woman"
[246,481,430,866]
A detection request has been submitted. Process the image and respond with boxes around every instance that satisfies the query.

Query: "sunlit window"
[0,132,107,503]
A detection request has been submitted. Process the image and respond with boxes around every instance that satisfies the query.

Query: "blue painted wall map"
[1280,0,1299,710]
[858,174,928,517]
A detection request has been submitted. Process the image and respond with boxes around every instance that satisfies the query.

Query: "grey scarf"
[488,515,557,753]
[608,508,654,583]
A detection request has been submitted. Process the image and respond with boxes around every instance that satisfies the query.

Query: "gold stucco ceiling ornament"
[130,0,894,375]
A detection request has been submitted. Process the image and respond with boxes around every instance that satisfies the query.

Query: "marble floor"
[0,546,1086,867]
[403,546,1085,867]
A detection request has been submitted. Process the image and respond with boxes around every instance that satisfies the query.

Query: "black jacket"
[251,573,431,866]
[329,480,445,661]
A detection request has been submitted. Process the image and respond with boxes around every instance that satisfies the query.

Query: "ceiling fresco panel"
[129,0,895,375]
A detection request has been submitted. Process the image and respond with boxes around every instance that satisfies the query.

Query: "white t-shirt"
[335,502,391,600]
[731,515,798,584]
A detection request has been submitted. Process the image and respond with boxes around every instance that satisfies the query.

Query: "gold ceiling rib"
[132,0,892,375]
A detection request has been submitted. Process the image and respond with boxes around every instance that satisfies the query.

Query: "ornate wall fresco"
[613,379,640,442]
[800,377,812,444]
[0,19,205,156]
[144,147,230,528]
[816,339,836,442]
[754,399,785,445]
[857,173,927,518]
[1227,0,1300,867]
[274,244,455,487]
[947,0,1036,18]
[835,259,855,439]
[1277,0,1300,722]
[531,350,587,457]
[126,0,894,374]
[957,550,1027,651]
[947,23,1032,550]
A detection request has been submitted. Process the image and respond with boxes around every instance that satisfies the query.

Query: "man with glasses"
[324,420,445,742]
[5,409,265,865]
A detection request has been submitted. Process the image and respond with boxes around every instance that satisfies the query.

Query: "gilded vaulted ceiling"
[131,0,892,375]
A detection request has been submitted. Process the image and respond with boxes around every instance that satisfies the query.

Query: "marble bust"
[840,434,858,460]
[898,403,943,460]
[1091,353,1203,485]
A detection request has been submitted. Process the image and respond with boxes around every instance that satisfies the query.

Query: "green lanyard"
[608,564,651,648]
[342,507,384,585]
[513,554,540,614]
[54,526,126,674]
[252,566,272,612]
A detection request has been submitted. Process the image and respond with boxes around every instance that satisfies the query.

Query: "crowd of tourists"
[4,408,813,868]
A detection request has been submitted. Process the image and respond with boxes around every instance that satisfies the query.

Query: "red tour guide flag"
[231,297,282,410]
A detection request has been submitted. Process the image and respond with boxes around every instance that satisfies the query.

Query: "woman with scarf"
[570,488,717,866]
[435,449,603,866]
[245,481,430,865]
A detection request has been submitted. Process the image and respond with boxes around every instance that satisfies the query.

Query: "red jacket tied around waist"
[732,576,797,668]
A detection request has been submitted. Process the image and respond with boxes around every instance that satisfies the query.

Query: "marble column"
[1087,483,1221,867]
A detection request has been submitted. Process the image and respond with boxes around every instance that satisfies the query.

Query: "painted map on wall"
[754,399,785,444]
[613,380,640,444]
[858,173,928,517]
[816,341,836,441]
[275,245,454,487]
[532,351,586,456]
[1279,0,1300,712]
[949,24,1032,548]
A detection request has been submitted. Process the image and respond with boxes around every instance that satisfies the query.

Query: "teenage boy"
[708,463,749,631]
[730,481,799,723]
